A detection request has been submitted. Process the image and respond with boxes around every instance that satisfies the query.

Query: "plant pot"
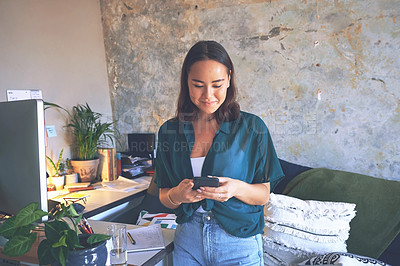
[65,173,79,184]
[52,234,107,266]
[50,175,65,190]
[70,159,100,182]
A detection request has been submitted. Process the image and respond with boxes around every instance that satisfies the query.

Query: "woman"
[155,40,284,265]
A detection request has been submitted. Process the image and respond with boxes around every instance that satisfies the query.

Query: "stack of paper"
[127,224,165,252]
[101,176,149,192]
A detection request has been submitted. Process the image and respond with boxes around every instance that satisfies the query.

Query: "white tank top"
[191,157,205,177]
[190,157,207,213]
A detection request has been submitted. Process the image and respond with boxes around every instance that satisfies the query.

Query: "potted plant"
[47,149,66,190]
[0,202,110,266]
[66,103,116,182]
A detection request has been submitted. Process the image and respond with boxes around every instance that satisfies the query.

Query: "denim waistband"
[192,211,218,224]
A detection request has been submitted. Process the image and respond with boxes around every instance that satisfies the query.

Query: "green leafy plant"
[44,101,67,112]
[0,202,110,266]
[46,149,66,176]
[66,103,116,160]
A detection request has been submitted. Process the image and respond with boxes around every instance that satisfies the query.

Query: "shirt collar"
[182,119,233,136]
[218,120,232,134]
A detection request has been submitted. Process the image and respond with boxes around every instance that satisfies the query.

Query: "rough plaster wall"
[100,0,400,180]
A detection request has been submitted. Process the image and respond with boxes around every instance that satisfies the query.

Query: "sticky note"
[30,90,43,99]
[46,125,57,137]
[6,90,31,101]
[6,89,43,101]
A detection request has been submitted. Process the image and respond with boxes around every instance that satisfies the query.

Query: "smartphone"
[192,176,220,190]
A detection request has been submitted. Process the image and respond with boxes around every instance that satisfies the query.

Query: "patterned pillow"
[298,252,389,265]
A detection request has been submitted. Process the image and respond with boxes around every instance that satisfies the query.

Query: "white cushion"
[263,193,357,265]
[265,193,356,237]
[263,237,316,265]
[264,227,347,254]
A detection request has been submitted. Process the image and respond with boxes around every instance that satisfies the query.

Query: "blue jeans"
[173,211,263,265]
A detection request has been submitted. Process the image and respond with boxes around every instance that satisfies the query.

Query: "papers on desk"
[50,192,90,201]
[121,156,152,179]
[127,224,165,253]
[48,183,93,200]
[48,190,69,199]
[136,211,177,229]
[100,176,150,192]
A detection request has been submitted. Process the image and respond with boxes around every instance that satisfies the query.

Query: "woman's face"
[187,60,230,118]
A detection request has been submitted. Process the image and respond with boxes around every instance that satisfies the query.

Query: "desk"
[0,220,174,266]
[49,176,152,218]
[89,220,174,266]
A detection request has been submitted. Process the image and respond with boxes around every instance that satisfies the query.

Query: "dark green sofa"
[275,160,400,265]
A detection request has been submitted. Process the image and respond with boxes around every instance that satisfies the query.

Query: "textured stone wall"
[100,0,400,180]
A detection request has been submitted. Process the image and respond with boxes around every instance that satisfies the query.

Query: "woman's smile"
[201,100,218,105]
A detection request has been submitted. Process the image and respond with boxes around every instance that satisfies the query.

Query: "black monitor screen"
[127,133,155,158]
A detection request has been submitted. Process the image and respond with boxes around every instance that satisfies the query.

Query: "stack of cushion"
[263,193,357,265]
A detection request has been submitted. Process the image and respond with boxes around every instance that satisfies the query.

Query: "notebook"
[64,182,91,188]
[126,224,165,252]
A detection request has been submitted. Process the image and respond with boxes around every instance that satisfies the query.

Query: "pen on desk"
[127,232,136,245]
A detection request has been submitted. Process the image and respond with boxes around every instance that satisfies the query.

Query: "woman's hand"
[198,177,270,205]
[196,177,238,202]
[159,179,206,209]
[171,179,207,203]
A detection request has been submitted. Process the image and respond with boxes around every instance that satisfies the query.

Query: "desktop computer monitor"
[0,99,48,216]
[127,133,155,157]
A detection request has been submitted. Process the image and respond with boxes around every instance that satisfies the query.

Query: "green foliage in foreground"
[0,202,110,266]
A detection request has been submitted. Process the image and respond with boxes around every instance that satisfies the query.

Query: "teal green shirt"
[155,111,284,238]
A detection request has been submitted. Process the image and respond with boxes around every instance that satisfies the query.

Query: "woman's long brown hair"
[175,41,240,123]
